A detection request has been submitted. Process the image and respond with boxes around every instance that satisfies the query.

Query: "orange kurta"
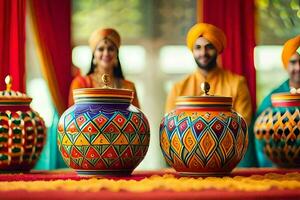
[68,75,140,108]
[165,67,252,125]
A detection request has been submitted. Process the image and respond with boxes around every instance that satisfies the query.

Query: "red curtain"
[0,0,25,92]
[202,0,256,111]
[29,0,72,115]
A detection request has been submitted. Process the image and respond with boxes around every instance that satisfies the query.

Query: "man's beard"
[195,54,217,71]
[291,72,300,86]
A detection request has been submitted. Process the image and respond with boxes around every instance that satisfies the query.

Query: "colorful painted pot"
[254,93,300,167]
[0,75,46,171]
[159,82,248,175]
[57,80,150,175]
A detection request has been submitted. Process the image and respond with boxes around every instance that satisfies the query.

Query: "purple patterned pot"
[57,88,150,175]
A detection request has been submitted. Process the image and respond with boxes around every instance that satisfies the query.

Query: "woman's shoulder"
[71,75,92,88]
[120,79,136,89]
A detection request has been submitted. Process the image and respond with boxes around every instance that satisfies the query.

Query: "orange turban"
[186,23,226,53]
[281,35,300,68]
[89,28,121,52]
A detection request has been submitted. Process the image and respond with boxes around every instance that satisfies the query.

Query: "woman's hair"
[87,54,125,79]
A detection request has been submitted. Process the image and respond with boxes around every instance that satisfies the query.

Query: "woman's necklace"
[91,73,116,88]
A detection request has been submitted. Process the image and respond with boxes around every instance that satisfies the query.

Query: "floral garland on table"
[0,173,300,192]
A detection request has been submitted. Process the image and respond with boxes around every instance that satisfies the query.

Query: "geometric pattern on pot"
[57,105,150,173]
[0,110,46,171]
[160,110,248,174]
[254,107,300,168]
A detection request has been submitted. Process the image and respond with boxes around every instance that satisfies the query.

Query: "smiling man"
[165,23,252,125]
[256,35,300,117]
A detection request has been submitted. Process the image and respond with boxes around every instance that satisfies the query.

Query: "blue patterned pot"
[58,88,150,175]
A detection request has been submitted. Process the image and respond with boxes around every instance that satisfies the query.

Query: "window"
[255,0,300,105]
[72,0,197,170]
[254,46,288,105]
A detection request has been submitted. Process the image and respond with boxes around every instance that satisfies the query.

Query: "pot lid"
[73,74,134,103]
[176,82,232,107]
[0,75,32,104]
[271,91,300,107]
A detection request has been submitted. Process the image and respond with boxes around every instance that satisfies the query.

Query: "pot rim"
[73,88,134,103]
[271,92,300,107]
[176,96,232,107]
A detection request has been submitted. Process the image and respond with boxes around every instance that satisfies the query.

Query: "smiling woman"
[68,28,140,108]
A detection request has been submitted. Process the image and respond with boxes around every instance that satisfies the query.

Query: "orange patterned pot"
[57,79,150,175]
[0,76,46,171]
[159,83,248,175]
[254,92,300,167]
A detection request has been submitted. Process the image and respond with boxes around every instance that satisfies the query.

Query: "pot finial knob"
[5,75,12,92]
[201,82,210,96]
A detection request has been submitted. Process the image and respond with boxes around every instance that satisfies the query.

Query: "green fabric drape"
[35,109,66,170]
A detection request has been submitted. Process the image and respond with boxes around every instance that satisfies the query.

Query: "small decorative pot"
[0,75,46,171]
[254,93,300,167]
[57,76,150,175]
[159,82,248,175]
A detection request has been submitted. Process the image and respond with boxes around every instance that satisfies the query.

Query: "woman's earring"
[93,58,97,65]
[114,58,118,67]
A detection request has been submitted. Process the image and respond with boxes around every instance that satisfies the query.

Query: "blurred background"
[1,0,300,170]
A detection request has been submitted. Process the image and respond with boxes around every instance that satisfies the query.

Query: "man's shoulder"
[172,73,196,88]
[219,68,246,82]
[271,79,289,93]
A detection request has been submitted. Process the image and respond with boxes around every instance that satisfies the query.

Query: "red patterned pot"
[254,93,300,167]
[0,75,46,171]
[57,85,150,175]
[159,83,248,175]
